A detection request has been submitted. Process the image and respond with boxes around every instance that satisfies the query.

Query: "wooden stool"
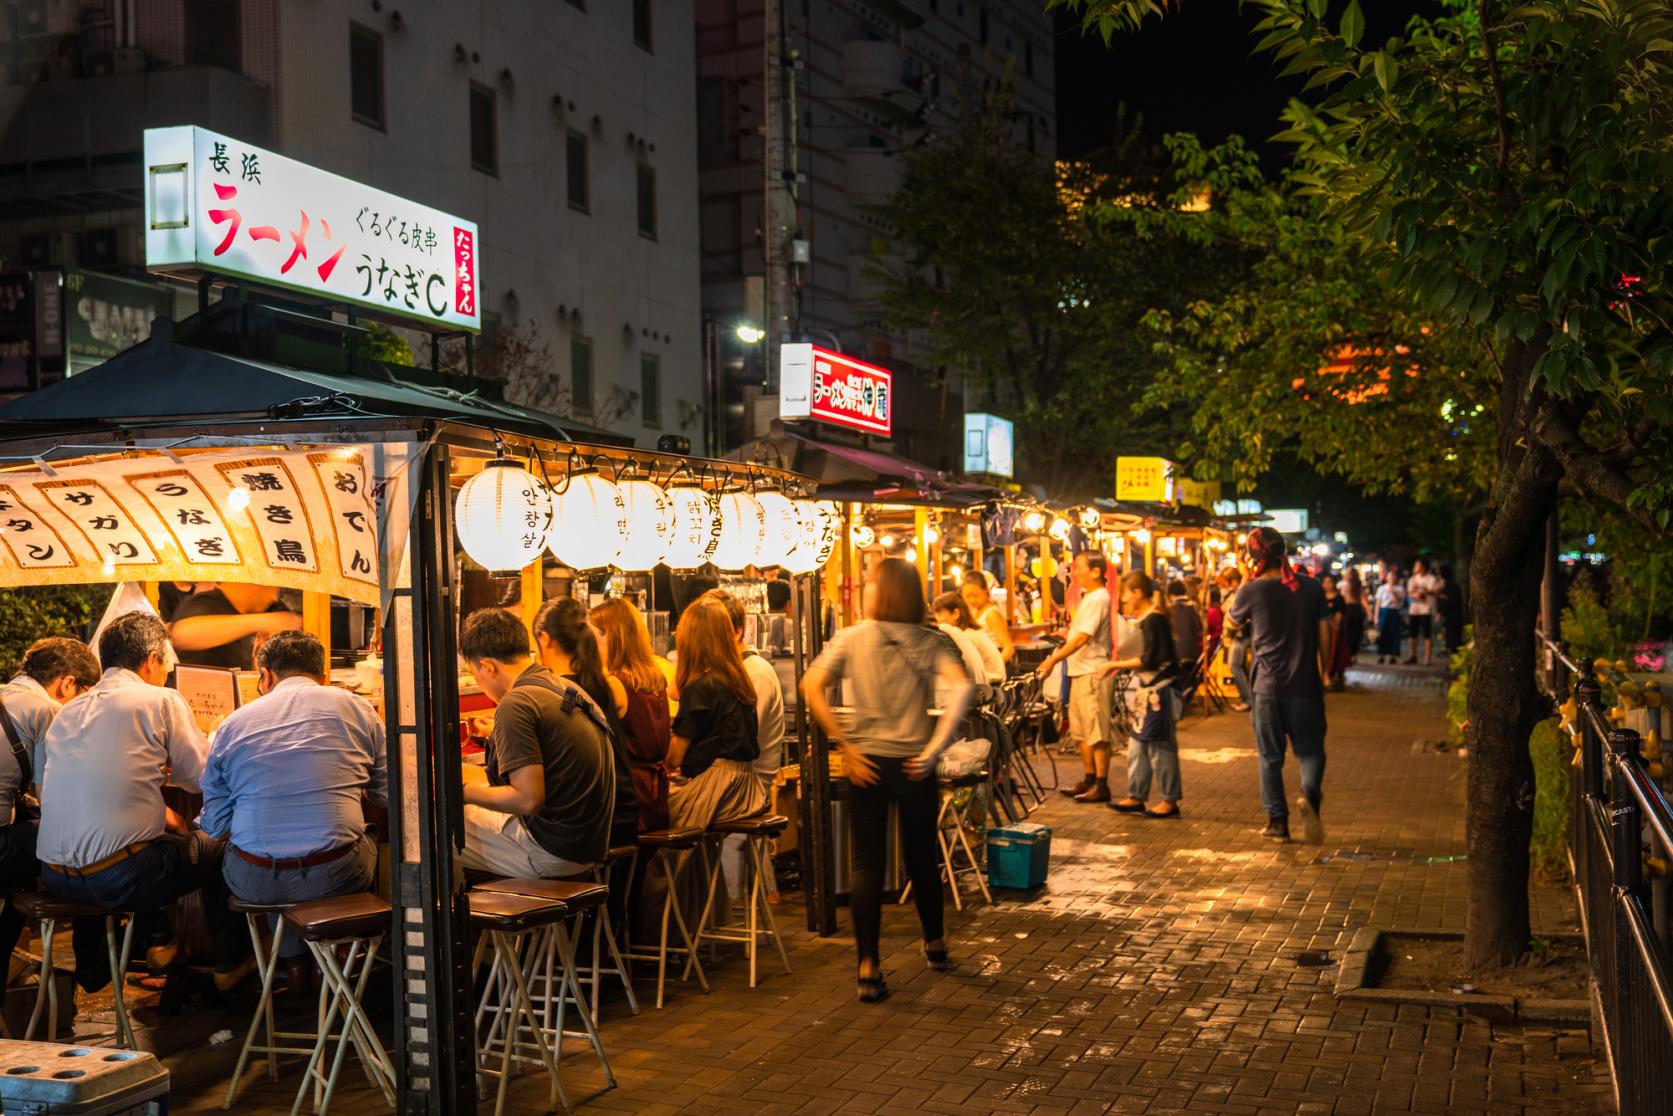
[472,878,614,1096]
[689,815,791,989]
[467,891,570,1116]
[624,828,709,1009]
[223,898,310,1109]
[282,894,395,1116]
[16,892,140,1048]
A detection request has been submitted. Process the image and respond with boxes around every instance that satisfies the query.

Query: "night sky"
[1054,5,1445,166]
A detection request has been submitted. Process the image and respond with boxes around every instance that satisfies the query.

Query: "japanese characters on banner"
[778,343,893,436]
[143,126,480,332]
[1115,456,1176,504]
[0,446,410,607]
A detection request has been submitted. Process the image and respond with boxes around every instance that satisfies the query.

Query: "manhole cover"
[1294,951,1335,968]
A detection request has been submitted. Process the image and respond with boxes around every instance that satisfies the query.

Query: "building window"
[640,354,660,427]
[349,24,384,129]
[636,164,657,240]
[632,0,652,51]
[469,83,497,175]
[566,132,590,213]
[186,0,241,72]
[571,336,593,416]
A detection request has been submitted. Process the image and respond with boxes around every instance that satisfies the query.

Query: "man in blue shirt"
[199,630,386,981]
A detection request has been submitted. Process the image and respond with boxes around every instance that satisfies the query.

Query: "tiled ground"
[72,662,1614,1113]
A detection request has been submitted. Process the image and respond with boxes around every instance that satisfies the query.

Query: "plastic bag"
[90,582,178,669]
[936,737,992,779]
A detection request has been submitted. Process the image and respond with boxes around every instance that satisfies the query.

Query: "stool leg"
[751,837,793,978]
[25,916,53,1041]
[654,855,674,1010]
[225,914,280,1108]
[682,845,726,982]
[497,930,565,1116]
[104,915,135,1050]
[951,810,993,905]
[594,905,638,1016]
[936,793,963,913]
[553,920,613,1088]
[665,856,707,998]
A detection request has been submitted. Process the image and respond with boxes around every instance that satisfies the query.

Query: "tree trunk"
[1464,431,1560,969]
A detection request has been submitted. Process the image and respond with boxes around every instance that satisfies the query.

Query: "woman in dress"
[1099,571,1183,819]
[590,597,672,832]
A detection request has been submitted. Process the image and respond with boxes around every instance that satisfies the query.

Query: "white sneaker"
[1296,794,1324,844]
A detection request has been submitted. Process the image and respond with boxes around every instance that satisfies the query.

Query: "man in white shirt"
[1404,558,1440,666]
[708,591,785,901]
[1035,550,1115,803]
[0,638,99,964]
[37,612,248,992]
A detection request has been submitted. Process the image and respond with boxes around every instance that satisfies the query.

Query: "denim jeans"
[1250,693,1327,819]
[1225,638,1252,705]
[1376,608,1404,657]
[1127,728,1181,802]
[222,833,378,957]
[42,831,245,989]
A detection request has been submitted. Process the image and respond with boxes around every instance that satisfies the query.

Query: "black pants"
[848,755,943,968]
[0,822,38,962]
[43,831,245,991]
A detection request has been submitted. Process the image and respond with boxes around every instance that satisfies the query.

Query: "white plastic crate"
[0,1040,167,1115]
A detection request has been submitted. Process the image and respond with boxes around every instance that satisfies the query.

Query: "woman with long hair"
[1341,567,1368,666]
[930,591,1005,685]
[1099,570,1183,818]
[667,597,765,830]
[959,569,1015,665]
[534,598,640,848]
[802,559,976,1003]
[590,597,672,832]
[1321,573,1349,691]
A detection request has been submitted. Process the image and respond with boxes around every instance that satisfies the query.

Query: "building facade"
[0,0,701,447]
[695,0,1055,466]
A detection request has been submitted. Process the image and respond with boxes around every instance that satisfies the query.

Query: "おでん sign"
[143,126,480,332]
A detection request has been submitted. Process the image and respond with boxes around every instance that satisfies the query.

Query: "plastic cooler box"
[987,822,1051,890]
[0,1040,168,1115]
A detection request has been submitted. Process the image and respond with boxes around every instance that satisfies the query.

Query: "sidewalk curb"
[1334,927,1591,1024]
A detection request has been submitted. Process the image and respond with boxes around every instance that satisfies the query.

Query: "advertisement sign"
[1178,478,1222,510]
[1115,456,1175,503]
[65,271,173,365]
[962,412,1015,477]
[144,126,481,332]
[1265,508,1310,535]
[778,343,892,435]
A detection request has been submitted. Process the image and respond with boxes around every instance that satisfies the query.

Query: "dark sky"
[1054,5,1443,167]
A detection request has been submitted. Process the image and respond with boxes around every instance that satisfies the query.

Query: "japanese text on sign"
[777,344,893,436]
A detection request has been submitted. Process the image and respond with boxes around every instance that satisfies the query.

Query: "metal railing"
[1539,632,1673,1114]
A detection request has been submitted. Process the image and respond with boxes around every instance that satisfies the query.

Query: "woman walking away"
[590,597,672,832]
[1341,568,1368,668]
[1374,568,1406,664]
[1101,571,1183,819]
[667,597,765,831]
[1321,574,1349,691]
[803,559,976,1003]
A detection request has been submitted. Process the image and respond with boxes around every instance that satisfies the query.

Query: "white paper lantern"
[548,470,626,570]
[616,478,674,570]
[664,485,721,568]
[454,460,553,574]
[1049,516,1071,542]
[754,491,799,568]
[712,490,766,570]
[784,499,840,574]
[851,523,875,548]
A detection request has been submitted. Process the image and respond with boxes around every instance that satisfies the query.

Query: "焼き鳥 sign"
[143,126,480,332]
[0,447,395,606]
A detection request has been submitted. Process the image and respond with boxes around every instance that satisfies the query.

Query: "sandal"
[857,973,891,1003]
[923,944,951,972]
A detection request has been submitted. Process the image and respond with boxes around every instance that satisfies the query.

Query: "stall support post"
[795,573,837,936]
[302,591,331,666]
[914,507,930,590]
[519,559,543,644]
[1003,546,1017,627]
[383,447,475,1115]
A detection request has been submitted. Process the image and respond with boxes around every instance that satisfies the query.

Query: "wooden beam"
[302,591,331,667]
[520,559,544,647]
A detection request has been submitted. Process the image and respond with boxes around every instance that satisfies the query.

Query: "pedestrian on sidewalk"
[1228,528,1330,844]
[1102,571,1183,819]
[1437,564,1466,659]
[1341,567,1368,666]
[1321,573,1349,692]
[1035,551,1116,803]
[1217,567,1253,711]
[1373,567,1406,664]
[1405,558,1440,666]
[801,559,975,1003]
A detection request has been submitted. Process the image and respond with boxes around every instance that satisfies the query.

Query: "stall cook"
[198,631,387,982]
[169,582,302,670]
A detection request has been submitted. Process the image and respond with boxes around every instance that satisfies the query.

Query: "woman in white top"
[932,592,1006,684]
[1373,567,1407,664]
[960,570,1014,666]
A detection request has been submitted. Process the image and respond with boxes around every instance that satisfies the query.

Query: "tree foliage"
[0,586,107,679]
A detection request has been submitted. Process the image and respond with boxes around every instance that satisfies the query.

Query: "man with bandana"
[1227,528,1331,844]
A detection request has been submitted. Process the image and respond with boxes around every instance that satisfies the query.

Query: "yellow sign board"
[1178,478,1223,509]
[1115,456,1174,503]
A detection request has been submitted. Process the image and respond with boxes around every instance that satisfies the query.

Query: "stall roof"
[0,318,630,447]
[732,425,1001,507]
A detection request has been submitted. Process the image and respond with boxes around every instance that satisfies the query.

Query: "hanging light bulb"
[1133,527,1152,545]
[924,524,941,545]
[712,489,767,570]
[754,490,799,568]
[1049,516,1071,542]
[455,459,554,574]
[616,477,674,571]
[226,485,251,514]
[905,545,918,564]
[664,484,721,568]
[1023,510,1047,534]
[784,499,840,574]
[1079,506,1101,531]
[850,522,876,548]
[548,469,626,570]
[880,533,897,550]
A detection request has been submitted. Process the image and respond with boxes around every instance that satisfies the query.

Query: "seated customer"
[707,590,785,900]
[37,612,248,991]
[667,597,764,831]
[198,631,386,979]
[0,638,100,963]
[458,608,616,879]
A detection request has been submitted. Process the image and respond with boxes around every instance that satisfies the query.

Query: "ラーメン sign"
[143,126,481,332]
[779,343,893,435]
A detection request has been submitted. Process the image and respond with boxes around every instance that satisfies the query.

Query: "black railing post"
[1609,729,1644,894]
[1578,659,1606,801]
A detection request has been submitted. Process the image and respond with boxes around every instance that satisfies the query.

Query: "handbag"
[0,697,41,824]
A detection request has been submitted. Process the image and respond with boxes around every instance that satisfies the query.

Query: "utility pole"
[762,0,795,390]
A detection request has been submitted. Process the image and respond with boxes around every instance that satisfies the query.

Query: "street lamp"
[736,323,766,344]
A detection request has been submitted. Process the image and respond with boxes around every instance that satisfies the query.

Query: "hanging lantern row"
[455,458,839,575]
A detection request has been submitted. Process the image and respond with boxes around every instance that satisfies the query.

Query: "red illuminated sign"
[780,343,892,435]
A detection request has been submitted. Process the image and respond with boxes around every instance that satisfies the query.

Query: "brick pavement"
[134,662,1613,1113]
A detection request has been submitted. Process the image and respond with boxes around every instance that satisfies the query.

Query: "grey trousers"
[222,832,379,957]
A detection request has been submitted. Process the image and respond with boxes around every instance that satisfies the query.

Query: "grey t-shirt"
[1228,574,1327,699]
[811,622,960,758]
